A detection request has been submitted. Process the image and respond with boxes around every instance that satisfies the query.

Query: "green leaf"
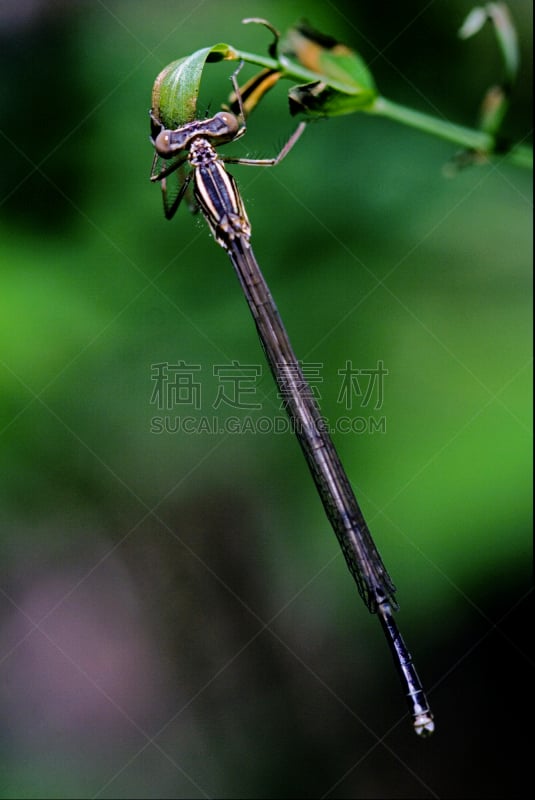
[280,22,377,116]
[288,81,375,117]
[151,43,238,128]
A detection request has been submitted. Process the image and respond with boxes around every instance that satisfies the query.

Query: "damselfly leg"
[150,62,306,220]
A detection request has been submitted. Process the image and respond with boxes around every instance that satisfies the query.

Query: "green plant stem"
[233,49,362,94]
[371,96,533,169]
[372,96,492,149]
[232,49,533,170]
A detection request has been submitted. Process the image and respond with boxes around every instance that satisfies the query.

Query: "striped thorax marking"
[189,138,251,246]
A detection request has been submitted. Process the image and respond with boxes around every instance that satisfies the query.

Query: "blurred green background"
[1,1,532,798]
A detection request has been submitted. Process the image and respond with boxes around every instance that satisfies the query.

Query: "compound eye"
[154,130,172,157]
[215,111,239,135]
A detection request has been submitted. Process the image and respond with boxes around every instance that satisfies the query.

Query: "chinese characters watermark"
[149,359,388,435]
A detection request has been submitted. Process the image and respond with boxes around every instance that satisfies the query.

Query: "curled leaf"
[288,81,373,117]
[280,21,377,116]
[151,43,238,128]
[224,19,377,119]
[241,17,281,58]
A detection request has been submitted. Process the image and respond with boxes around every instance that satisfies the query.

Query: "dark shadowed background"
[1,1,532,798]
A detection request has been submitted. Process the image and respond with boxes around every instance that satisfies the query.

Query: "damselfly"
[150,65,434,737]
